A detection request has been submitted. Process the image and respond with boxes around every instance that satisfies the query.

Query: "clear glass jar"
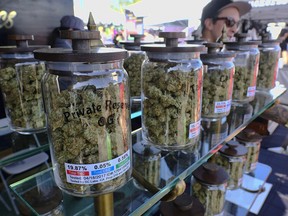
[132,142,161,189]
[215,140,247,190]
[201,43,235,119]
[224,38,260,104]
[191,162,229,216]
[35,30,132,196]
[121,34,148,98]
[201,117,228,151]
[0,35,48,134]
[236,128,262,173]
[227,102,253,133]
[257,40,281,90]
[141,32,204,150]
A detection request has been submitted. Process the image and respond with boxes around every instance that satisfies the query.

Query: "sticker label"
[247,86,256,97]
[189,120,201,139]
[214,100,231,114]
[65,150,130,185]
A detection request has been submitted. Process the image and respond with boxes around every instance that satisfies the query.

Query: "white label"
[214,100,231,114]
[65,150,130,185]
[189,120,201,139]
[247,86,256,97]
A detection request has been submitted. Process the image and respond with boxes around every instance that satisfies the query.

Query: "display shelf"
[9,86,286,216]
[224,162,272,215]
[0,131,49,168]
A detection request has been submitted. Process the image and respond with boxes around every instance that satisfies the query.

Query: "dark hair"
[201,0,251,28]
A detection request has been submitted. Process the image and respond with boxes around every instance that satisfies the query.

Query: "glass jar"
[201,43,235,119]
[121,34,149,98]
[141,32,205,150]
[235,128,262,173]
[201,117,228,152]
[227,102,253,133]
[0,35,49,134]
[132,142,161,189]
[257,40,281,90]
[224,35,260,104]
[34,30,132,196]
[215,140,248,190]
[191,162,229,216]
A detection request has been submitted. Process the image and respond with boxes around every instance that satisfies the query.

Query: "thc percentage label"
[65,151,130,185]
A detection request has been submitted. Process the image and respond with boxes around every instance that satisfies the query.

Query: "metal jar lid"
[34,30,127,62]
[200,42,236,60]
[160,193,205,216]
[219,140,248,157]
[132,142,161,157]
[236,128,263,142]
[192,162,229,185]
[120,34,152,50]
[141,32,205,59]
[0,34,49,53]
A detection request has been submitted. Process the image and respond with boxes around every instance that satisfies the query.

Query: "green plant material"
[192,180,226,216]
[133,149,161,188]
[43,73,131,196]
[0,62,46,131]
[142,61,202,150]
[202,67,232,118]
[257,50,279,89]
[233,53,259,102]
[211,154,245,190]
[241,142,260,173]
[123,51,145,97]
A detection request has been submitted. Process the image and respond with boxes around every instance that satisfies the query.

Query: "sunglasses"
[214,17,240,28]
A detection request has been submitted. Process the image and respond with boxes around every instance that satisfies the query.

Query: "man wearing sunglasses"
[200,0,251,42]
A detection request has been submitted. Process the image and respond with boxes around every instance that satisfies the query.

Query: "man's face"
[212,7,241,41]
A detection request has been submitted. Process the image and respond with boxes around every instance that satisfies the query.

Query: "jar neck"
[46,60,124,75]
[146,51,200,61]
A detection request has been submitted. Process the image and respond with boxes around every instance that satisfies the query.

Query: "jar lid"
[236,128,263,142]
[185,39,207,45]
[34,30,127,62]
[259,39,281,47]
[133,142,161,156]
[224,33,261,48]
[220,140,248,156]
[192,162,229,185]
[120,34,152,50]
[141,32,205,53]
[201,42,236,59]
[160,193,205,216]
[0,34,49,53]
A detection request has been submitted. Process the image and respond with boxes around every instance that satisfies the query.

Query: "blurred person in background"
[52,15,85,48]
[200,0,251,42]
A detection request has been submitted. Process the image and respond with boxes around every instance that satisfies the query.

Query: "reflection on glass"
[132,142,161,190]
[250,90,273,114]
[201,117,228,155]
[16,171,63,216]
[227,102,253,133]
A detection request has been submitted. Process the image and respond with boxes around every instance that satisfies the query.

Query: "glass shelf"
[9,86,286,216]
[0,131,49,168]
